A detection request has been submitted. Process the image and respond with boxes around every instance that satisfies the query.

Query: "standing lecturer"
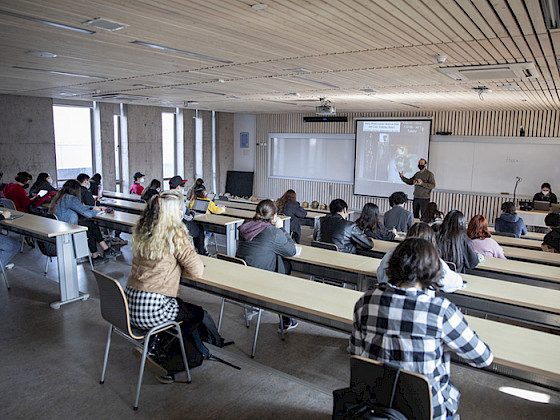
[399,158,436,218]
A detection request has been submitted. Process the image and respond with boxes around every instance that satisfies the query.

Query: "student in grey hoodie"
[236,199,298,332]
[494,202,527,238]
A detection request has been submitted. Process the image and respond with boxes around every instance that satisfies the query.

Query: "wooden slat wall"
[255,110,560,223]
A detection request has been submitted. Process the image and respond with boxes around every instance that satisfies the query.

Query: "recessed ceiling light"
[360,88,377,93]
[13,66,107,79]
[217,79,225,83]
[170,86,226,96]
[82,18,128,31]
[291,76,339,88]
[284,68,312,74]
[59,92,78,96]
[0,9,95,34]
[251,3,268,11]
[131,41,233,64]
[26,51,57,58]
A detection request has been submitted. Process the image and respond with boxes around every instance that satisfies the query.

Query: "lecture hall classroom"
[1,1,560,419]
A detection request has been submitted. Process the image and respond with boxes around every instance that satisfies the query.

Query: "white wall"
[233,114,256,171]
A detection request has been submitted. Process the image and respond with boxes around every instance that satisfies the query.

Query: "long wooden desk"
[517,209,548,228]
[489,227,545,241]
[491,234,544,250]
[216,199,323,228]
[100,198,145,215]
[221,207,291,232]
[290,244,560,330]
[181,256,560,391]
[0,207,90,308]
[101,190,144,202]
[93,210,244,257]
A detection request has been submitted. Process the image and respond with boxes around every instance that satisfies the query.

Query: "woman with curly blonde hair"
[125,190,205,382]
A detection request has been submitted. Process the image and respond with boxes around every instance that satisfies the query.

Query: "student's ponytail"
[253,199,277,224]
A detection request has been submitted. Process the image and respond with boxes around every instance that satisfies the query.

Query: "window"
[53,105,93,181]
[162,112,176,179]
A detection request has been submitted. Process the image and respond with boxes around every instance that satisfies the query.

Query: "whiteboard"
[268,133,355,183]
[429,136,560,197]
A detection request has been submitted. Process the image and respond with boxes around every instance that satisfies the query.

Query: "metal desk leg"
[226,223,237,257]
[51,233,89,309]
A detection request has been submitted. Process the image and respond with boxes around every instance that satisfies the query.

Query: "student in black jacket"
[437,210,479,273]
[276,189,307,243]
[29,172,56,196]
[236,199,298,332]
[533,182,557,204]
[140,179,161,203]
[314,199,373,254]
[77,173,96,206]
[356,203,396,241]
[543,213,560,253]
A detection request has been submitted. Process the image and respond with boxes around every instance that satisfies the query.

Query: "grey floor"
[1,228,559,419]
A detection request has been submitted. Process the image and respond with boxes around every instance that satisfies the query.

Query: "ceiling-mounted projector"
[315,98,336,115]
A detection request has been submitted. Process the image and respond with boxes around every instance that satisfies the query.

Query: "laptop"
[191,199,210,214]
[551,203,560,214]
[533,200,551,211]
[207,193,216,201]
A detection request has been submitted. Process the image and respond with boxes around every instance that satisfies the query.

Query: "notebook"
[191,199,210,214]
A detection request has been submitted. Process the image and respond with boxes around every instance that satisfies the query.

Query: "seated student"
[377,222,464,293]
[2,171,37,212]
[0,210,20,270]
[88,173,102,197]
[129,172,145,195]
[188,185,224,214]
[383,191,414,233]
[140,179,161,203]
[420,201,444,228]
[467,214,506,259]
[533,182,557,204]
[29,172,56,196]
[351,238,493,420]
[49,180,120,266]
[275,189,307,244]
[314,199,372,254]
[437,210,479,273]
[186,178,204,201]
[236,199,298,332]
[542,213,560,253]
[77,173,97,206]
[495,202,527,238]
[0,171,5,193]
[125,190,206,383]
[356,203,396,241]
[169,176,205,255]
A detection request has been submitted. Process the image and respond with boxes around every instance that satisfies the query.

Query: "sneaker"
[277,319,298,333]
[5,263,14,270]
[104,247,122,258]
[132,348,169,378]
[92,256,109,266]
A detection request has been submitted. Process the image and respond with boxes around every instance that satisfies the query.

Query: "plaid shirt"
[350,283,493,420]
[125,287,179,330]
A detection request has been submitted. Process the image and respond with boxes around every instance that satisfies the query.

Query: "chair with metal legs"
[0,261,9,290]
[93,270,192,411]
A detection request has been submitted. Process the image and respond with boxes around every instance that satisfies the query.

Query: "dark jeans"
[184,220,206,255]
[79,218,105,253]
[413,198,429,219]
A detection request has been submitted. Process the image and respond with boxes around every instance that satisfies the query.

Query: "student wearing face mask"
[533,182,557,204]
[399,158,436,218]
[2,171,36,212]
[129,172,145,195]
[29,172,56,196]
[313,199,373,254]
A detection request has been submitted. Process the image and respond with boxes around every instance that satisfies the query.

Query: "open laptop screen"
[192,199,210,214]
[533,201,550,211]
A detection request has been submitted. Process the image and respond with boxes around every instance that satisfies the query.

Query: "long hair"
[437,210,469,268]
[276,189,296,214]
[91,173,102,184]
[253,199,277,223]
[49,180,81,214]
[356,203,382,233]
[420,202,443,224]
[132,190,190,260]
[29,172,50,193]
[141,179,161,200]
[467,215,491,240]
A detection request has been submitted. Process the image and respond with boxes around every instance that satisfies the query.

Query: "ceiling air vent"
[437,63,539,81]
[92,93,148,101]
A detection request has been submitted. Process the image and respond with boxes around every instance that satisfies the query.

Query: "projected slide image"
[354,119,431,198]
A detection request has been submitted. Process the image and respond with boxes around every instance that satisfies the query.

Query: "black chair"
[311,240,339,252]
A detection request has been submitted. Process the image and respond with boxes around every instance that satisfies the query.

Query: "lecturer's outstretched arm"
[398,170,413,185]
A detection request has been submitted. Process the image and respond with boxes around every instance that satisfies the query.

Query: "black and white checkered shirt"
[125,287,179,330]
[350,283,493,420]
